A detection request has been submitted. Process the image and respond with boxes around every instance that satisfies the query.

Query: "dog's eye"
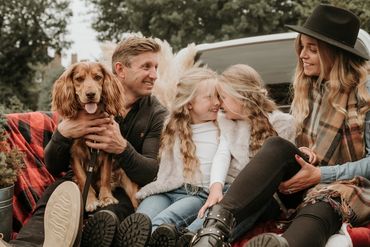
[94,75,103,81]
[75,77,84,82]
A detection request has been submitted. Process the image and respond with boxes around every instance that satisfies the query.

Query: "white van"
[196,30,370,111]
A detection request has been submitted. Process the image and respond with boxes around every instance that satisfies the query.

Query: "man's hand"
[58,111,111,139]
[85,117,127,154]
[279,154,321,194]
[198,182,224,219]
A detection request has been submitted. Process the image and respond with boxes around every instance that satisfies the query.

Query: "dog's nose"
[86,92,96,100]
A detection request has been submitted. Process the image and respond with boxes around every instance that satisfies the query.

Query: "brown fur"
[52,61,138,211]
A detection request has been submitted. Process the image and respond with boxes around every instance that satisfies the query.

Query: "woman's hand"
[298,146,318,165]
[198,182,224,219]
[279,154,321,194]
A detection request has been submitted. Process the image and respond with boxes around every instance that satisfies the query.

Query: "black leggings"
[220,136,342,247]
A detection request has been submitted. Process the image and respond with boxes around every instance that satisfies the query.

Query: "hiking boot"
[81,210,119,247]
[114,213,152,247]
[150,224,178,247]
[177,230,195,247]
[245,233,289,247]
[43,181,82,247]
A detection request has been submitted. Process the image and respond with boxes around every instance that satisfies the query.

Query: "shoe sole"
[43,181,82,247]
[114,213,151,247]
[246,233,289,247]
[81,210,118,247]
[151,225,177,247]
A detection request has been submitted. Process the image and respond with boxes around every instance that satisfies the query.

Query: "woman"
[190,4,370,247]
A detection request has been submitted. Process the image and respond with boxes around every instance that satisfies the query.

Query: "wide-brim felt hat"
[286,4,369,60]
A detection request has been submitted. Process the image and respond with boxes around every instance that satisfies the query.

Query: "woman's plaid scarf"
[296,83,365,166]
[298,81,370,225]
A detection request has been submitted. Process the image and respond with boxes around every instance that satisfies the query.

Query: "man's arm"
[45,112,111,176]
[115,109,167,186]
[44,129,73,176]
[85,107,167,187]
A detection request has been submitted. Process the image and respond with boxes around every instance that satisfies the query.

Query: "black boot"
[81,210,119,247]
[150,224,178,247]
[246,233,289,247]
[150,224,195,247]
[113,213,152,247]
[177,230,195,247]
[190,204,235,247]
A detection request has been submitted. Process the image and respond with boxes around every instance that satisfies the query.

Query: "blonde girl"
[115,67,227,247]
[193,64,295,243]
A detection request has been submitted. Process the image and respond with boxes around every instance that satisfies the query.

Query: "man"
[1,35,166,247]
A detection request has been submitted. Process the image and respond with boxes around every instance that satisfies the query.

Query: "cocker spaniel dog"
[52,61,138,212]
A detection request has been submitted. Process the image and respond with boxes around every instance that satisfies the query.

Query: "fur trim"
[136,137,184,199]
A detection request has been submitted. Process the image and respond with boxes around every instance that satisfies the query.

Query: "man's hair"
[111,36,160,74]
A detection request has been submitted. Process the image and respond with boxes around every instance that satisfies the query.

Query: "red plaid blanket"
[5,112,370,246]
[5,112,59,232]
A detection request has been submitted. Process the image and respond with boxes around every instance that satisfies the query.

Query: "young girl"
[190,64,296,242]
[191,4,370,247]
[113,67,228,247]
[155,64,297,247]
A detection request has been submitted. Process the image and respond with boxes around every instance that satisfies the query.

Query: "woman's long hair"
[220,64,278,156]
[160,67,219,179]
[291,34,370,132]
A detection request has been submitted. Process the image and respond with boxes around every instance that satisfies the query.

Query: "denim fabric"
[137,185,208,231]
[186,184,230,232]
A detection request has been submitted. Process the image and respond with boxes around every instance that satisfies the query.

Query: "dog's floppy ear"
[100,64,126,117]
[51,64,79,118]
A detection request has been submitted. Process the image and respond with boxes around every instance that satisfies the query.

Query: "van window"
[196,38,298,111]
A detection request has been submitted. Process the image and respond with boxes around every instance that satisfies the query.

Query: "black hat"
[286,4,369,60]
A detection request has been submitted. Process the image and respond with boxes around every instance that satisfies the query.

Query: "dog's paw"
[86,196,99,212]
[99,196,119,207]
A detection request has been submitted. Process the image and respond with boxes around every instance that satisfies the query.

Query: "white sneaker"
[0,238,12,247]
[43,181,82,247]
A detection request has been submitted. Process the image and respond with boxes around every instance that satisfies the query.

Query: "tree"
[294,0,370,32]
[88,0,370,51]
[0,0,72,110]
[88,0,300,50]
[37,62,65,111]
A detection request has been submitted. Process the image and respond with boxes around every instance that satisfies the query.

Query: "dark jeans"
[10,171,134,247]
[220,136,341,247]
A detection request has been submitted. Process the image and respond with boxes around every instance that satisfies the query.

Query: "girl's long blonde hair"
[160,67,219,179]
[220,64,278,156]
[291,34,370,132]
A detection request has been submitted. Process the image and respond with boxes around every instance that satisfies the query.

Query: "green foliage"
[0,96,29,114]
[87,0,370,50]
[0,114,24,188]
[0,0,72,110]
[37,65,65,111]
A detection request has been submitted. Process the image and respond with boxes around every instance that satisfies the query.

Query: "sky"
[62,0,101,66]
